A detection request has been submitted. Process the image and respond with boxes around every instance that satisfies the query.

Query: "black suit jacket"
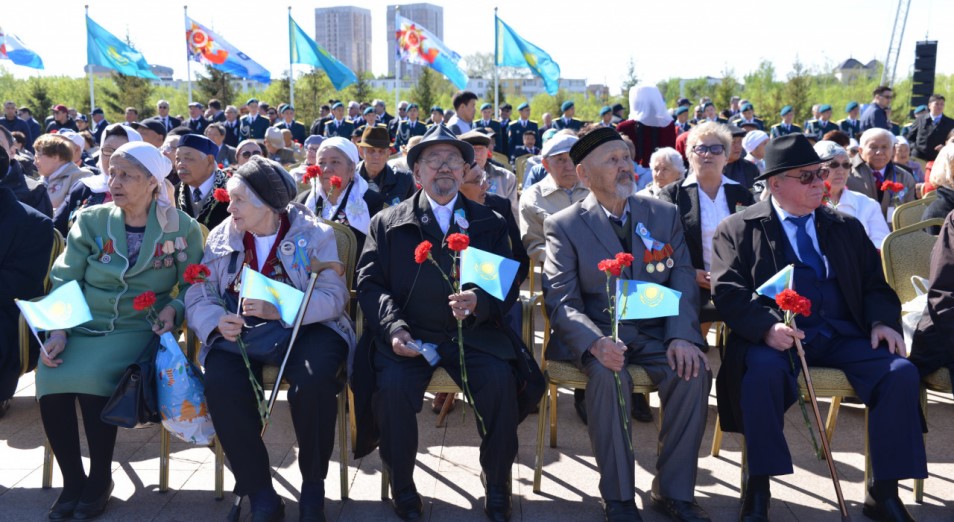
[484,193,530,286]
[506,120,539,154]
[908,113,954,162]
[710,199,902,432]
[187,117,209,135]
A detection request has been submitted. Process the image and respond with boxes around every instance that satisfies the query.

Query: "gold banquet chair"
[514,154,533,189]
[531,295,659,493]
[492,151,510,170]
[891,197,935,231]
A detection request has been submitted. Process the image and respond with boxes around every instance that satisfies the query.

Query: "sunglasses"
[784,167,830,185]
[241,150,262,159]
[827,161,851,170]
[691,144,725,155]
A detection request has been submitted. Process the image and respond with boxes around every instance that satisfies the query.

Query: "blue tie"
[788,215,825,278]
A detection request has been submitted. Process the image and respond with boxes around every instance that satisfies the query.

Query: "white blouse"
[828,189,889,249]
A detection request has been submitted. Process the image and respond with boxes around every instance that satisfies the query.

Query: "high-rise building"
[387,3,443,81]
[314,6,372,75]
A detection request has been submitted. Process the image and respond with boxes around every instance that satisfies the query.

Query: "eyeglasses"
[306,146,321,153]
[691,144,725,156]
[420,156,465,170]
[827,161,851,170]
[784,167,830,185]
[463,174,487,186]
[241,150,262,159]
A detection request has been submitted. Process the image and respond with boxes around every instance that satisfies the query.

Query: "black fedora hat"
[756,134,824,181]
[406,124,474,170]
[357,125,391,149]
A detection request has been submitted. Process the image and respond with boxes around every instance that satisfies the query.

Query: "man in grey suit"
[543,127,712,522]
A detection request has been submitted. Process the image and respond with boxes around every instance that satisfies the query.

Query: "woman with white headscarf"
[53,123,143,235]
[38,141,203,521]
[616,85,678,168]
[294,137,384,256]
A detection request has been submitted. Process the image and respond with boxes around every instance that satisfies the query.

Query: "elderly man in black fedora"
[355,124,542,522]
[711,134,926,522]
[357,125,416,207]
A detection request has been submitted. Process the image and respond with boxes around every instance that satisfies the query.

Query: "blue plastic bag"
[155,332,215,445]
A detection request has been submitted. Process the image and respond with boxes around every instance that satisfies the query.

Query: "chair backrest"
[881,218,944,303]
[322,219,358,294]
[492,151,510,170]
[514,154,533,188]
[21,228,65,375]
[44,229,65,293]
[891,198,933,230]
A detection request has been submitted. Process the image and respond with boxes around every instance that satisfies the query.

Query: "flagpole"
[14,299,50,359]
[288,6,294,107]
[493,7,499,117]
[85,5,95,114]
[394,6,400,114]
[185,5,193,104]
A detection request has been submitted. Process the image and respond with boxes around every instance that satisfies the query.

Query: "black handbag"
[101,334,161,429]
[211,291,293,366]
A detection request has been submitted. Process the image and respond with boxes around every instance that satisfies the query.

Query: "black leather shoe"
[863,493,914,522]
[250,497,284,522]
[484,484,512,522]
[650,492,710,521]
[72,480,114,520]
[48,491,80,521]
[392,487,424,520]
[574,389,588,425]
[739,489,770,522]
[631,393,653,423]
[604,499,642,522]
[299,504,326,522]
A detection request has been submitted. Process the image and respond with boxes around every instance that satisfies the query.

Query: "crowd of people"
[1,83,954,522]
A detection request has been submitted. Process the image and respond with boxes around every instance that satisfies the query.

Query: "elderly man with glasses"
[847,128,917,219]
[711,134,926,522]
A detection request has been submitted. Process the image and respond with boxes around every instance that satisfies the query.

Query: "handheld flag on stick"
[239,266,305,325]
[756,265,794,299]
[288,14,357,90]
[616,280,681,320]
[186,17,270,83]
[395,14,469,90]
[0,28,44,69]
[460,246,520,301]
[16,281,93,332]
[495,16,561,95]
[86,15,158,79]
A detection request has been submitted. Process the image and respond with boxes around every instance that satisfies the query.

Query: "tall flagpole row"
[85,5,95,113]
[394,6,400,116]
[184,5,192,104]
[493,7,498,117]
[288,6,294,108]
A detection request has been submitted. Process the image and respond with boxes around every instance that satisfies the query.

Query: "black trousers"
[204,323,348,497]
[373,344,519,493]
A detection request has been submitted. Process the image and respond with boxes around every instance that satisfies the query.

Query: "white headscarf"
[628,85,673,127]
[82,123,143,193]
[305,137,370,234]
[112,141,178,233]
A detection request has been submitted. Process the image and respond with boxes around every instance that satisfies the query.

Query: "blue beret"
[480,103,492,111]
[246,98,259,105]
[363,107,374,115]
[914,105,928,114]
[517,102,530,111]
[431,106,443,113]
[845,101,859,112]
[281,104,294,113]
[674,106,689,116]
[91,108,104,115]
[780,105,793,116]
[599,106,612,116]
[179,133,219,158]
[703,101,714,109]
[561,101,574,112]
[407,103,419,110]
[331,102,343,109]
[819,104,832,113]
[741,103,754,112]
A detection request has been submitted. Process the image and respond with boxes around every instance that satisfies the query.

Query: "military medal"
[454,209,469,231]
[152,244,164,269]
[174,237,189,262]
[646,263,655,273]
[656,262,665,272]
[99,238,115,264]
[636,222,674,274]
[666,258,674,268]
[297,238,307,248]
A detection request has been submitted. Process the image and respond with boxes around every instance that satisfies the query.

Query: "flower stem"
[607,276,633,454]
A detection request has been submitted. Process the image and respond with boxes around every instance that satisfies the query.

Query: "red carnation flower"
[446,233,470,252]
[414,241,432,264]
[303,165,321,183]
[183,264,211,285]
[330,175,343,189]
[776,289,812,317]
[213,188,230,203]
[598,258,622,277]
[823,180,832,192]
[218,163,224,169]
[795,296,812,317]
[615,252,635,268]
[133,291,157,311]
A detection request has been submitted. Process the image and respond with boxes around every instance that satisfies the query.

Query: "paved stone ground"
[3,319,953,521]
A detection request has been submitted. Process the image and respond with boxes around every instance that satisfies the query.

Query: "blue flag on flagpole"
[0,29,44,69]
[395,14,469,90]
[616,280,681,320]
[755,265,794,299]
[495,16,561,95]
[288,14,357,90]
[86,15,158,79]
[186,17,270,84]
[16,281,92,331]
[460,247,520,301]
[238,266,305,325]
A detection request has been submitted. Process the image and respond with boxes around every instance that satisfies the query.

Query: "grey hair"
[225,175,266,209]
[860,128,896,148]
[686,121,732,151]
[813,140,847,160]
[649,147,687,176]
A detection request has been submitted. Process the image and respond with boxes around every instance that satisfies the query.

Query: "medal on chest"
[636,223,674,274]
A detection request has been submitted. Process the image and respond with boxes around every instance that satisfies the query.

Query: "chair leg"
[159,427,170,493]
[548,384,558,448]
[435,392,455,428]
[915,384,927,503]
[43,438,54,489]
[338,390,349,500]
[824,397,842,442]
[348,387,357,449]
[381,466,390,500]
[532,384,549,493]
[740,437,748,499]
[711,414,723,457]
[214,435,224,500]
[864,408,872,490]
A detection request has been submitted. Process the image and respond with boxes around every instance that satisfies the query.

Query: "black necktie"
[192,188,202,203]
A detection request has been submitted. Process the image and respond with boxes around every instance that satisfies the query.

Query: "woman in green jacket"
[38,142,203,521]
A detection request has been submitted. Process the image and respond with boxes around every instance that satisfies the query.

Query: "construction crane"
[881,0,912,86]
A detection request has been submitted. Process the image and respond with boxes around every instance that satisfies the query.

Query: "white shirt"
[599,200,630,224]
[425,193,458,234]
[828,189,889,249]
[252,233,278,272]
[682,174,738,271]
[771,196,829,275]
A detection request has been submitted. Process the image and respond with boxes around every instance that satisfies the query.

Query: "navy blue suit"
[506,120,538,156]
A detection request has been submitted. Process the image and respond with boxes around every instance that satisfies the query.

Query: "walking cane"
[227,258,345,522]
[791,318,851,521]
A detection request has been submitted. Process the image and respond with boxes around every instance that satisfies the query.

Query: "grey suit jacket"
[543,193,703,364]
[846,157,916,219]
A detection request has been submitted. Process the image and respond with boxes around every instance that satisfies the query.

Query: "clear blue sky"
[2,0,952,94]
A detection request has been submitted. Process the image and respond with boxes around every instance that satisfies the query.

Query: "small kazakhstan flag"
[239,266,305,325]
[756,265,794,299]
[616,280,681,320]
[460,246,520,301]
[289,13,357,90]
[16,281,92,331]
[86,15,158,79]
[495,16,561,95]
